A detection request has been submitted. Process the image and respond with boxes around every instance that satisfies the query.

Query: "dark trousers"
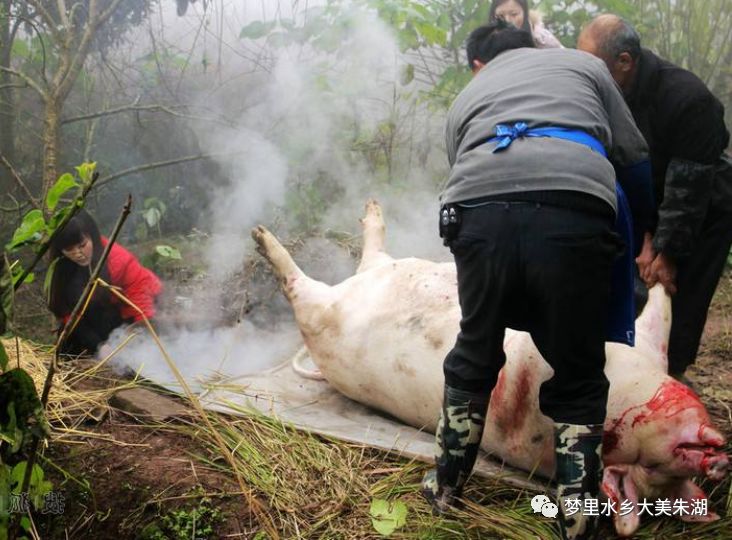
[443,201,619,425]
[668,204,732,374]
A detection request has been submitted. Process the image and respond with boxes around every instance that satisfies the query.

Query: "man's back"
[443,47,647,208]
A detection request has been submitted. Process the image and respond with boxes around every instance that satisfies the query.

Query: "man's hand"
[649,252,678,295]
[635,232,655,284]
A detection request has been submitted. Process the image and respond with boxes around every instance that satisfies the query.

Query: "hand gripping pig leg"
[357,199,394,274]
[554,423,604,540]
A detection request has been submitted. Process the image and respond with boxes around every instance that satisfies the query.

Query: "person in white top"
[489,0,563,49]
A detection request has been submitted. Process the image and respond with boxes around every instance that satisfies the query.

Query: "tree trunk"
[0,0,15,194]
[42,98,61,207]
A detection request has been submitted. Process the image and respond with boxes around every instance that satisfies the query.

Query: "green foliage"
[6,211,46,251]
[154,245,181,260]
[45,173,79,212]
[136,197,168,240]
[367,0,447,51]
[0,163,95,539]
[0,344,7,373]
[0,368,52,538]
[0,369,49,454]
[370,498,407,536]
[140,243,184,278]
[0,262,11,337]
[139,496,222,540]
[9,462,52,509]
[74,162,97,184]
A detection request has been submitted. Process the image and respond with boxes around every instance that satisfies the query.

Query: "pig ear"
[602,465,640,538]
[673,480,720,523]
[634,284,672,371]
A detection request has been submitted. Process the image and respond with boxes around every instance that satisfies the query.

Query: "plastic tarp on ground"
[193,347,548,493]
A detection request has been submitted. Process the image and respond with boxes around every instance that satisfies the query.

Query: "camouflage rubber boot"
[421,385,489,515]
[554,423,604,540]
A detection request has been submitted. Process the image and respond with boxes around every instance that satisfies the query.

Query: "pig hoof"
[363,199,383,223]
[251,225,266,250]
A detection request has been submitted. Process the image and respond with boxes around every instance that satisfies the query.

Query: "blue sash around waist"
[488,123,636,346]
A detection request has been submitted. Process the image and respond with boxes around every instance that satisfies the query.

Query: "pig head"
[252,200,729,537]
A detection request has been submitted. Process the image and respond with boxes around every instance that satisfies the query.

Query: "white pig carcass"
[252,200,729,537]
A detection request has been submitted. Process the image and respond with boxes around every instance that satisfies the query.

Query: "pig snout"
[702,452,729,481]
[671,445,729,481]
[669,424,728,481]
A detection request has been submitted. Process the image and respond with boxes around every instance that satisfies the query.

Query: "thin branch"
[95,151,243,188]
[175,3,208,94]
[0,66,46,99]
[0,155,41,209]
[98,0,126,23]
[57,0,126,100]
[61,102,236,128]
[24,0,63,42]
[0,83,29,90]
[56,0,70,27]
[12,15,50,84]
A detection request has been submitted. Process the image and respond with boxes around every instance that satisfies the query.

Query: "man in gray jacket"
[421,21,652,540]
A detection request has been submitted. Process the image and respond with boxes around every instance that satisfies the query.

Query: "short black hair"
[466,20,535,69]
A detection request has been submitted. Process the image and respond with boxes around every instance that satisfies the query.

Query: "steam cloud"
[108,1,450,388]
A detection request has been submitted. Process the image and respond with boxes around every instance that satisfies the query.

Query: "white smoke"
[107,1,450,388]
[107,321,300,392]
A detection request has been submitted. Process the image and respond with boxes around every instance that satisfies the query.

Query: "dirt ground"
[38,413,254,539]
[27,270,732,539]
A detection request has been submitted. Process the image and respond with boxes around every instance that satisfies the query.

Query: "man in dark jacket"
[579,15,732,382]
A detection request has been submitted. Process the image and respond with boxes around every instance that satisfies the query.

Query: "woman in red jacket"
[48,210,162,357]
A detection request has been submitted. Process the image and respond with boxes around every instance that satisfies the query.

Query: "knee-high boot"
[421,385,489,514]
[554,423,604,540]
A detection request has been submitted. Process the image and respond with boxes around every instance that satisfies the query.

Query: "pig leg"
[252,225,335,378]
[357,199,394,274]
[633,284,672,372]
[251,225,305,290]
[251,225,332,306]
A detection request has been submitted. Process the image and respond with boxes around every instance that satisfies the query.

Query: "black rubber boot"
[554,423,604,540]
[421,385,489,515]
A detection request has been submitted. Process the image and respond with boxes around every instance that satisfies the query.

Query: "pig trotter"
[421,385,489,515]
[555,423,604,540]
